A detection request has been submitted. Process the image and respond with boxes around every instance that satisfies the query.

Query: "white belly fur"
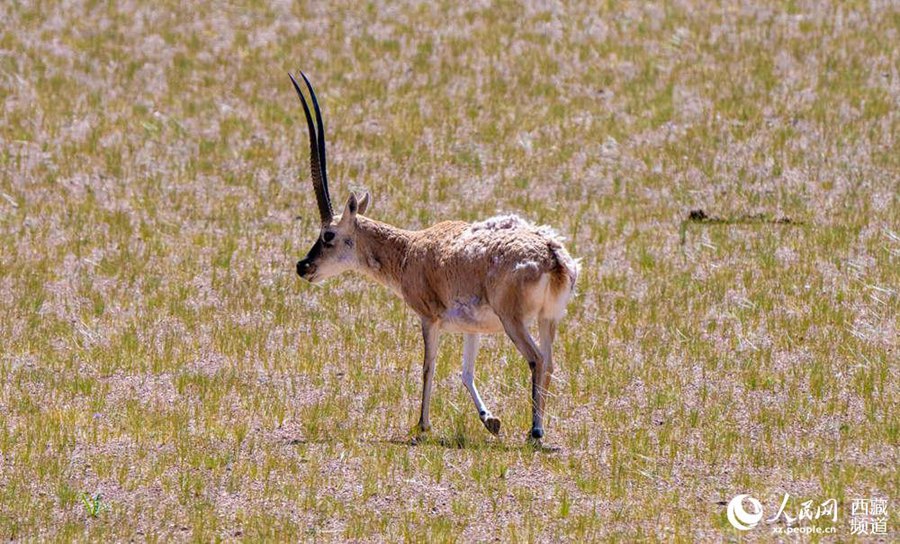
[439,273,563,333]
[439,298,504,333]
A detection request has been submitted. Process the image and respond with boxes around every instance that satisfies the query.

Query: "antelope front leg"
[416,317,440,435]
[462,333,501,435]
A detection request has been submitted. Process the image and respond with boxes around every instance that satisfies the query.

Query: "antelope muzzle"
[296,238,323,281]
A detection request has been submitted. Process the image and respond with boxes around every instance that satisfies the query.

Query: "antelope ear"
[339,193,358,225]
[357,191,371,215]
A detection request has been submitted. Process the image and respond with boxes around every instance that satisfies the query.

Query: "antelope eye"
[323,231,335,243]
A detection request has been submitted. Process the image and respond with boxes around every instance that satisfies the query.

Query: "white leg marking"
[462,333,501,435]
[462,333,487,417]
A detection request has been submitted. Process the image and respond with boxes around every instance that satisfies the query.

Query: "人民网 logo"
[727,494,764,531]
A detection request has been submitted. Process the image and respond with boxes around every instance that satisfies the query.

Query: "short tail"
[548,240,580,297]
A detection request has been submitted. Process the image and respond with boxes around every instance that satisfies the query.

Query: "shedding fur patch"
[463,214,580,285]
[468,214,560,240]
[470,215,523,231]
[463,215,567,255]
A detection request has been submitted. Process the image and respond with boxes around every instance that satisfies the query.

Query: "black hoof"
[483,416,501,436]
[531,428,544,440]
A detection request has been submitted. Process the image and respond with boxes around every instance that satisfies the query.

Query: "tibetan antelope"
[290,72,579,442]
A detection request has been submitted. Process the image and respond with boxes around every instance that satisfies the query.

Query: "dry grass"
[1,0,897,541]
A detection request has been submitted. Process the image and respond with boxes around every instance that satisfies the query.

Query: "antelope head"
[291,72,370,283]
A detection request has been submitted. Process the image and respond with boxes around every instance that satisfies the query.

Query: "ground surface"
[1,0,897,541]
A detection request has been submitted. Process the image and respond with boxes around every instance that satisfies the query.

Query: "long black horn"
[299,72,330,206]
[289,72,333,224]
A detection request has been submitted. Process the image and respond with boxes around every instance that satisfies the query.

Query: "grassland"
[0,0,897,541]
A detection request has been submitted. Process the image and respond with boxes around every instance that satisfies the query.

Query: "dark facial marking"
[297,238,324,278]
[323,231,335,243]
[306,238,324,259]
